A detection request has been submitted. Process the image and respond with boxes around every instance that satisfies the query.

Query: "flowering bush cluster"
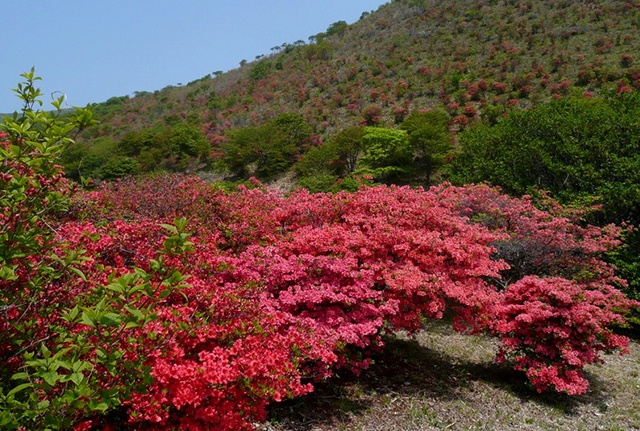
[56,175,636,423]
[1,74,637,430]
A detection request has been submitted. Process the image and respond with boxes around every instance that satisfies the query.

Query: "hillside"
[82,0,640,145]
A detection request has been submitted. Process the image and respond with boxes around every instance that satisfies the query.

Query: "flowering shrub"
[491,276,631,394]
[73,177,636,399]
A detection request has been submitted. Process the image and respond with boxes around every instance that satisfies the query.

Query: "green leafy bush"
[296,126,365,178]
[222,113,313,180]
[100,156,141,180]
[400,110,452,184]
[357,127,412,183]
[63,123,211,180]
[249,61,272,81]
[60,137,117,180]
[448,93,640,298]
[326,20,348,37]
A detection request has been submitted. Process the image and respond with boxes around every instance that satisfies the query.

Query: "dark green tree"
[448,93,640,298]
[295,127,365,187]
[60,137,117,180]
[169,123,210,158]
[400,110,452,184]
[326,20,348,37]
[222,114,313,180]
[100,156,141,180]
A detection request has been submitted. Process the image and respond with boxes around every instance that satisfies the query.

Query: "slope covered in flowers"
[83,0,640,142]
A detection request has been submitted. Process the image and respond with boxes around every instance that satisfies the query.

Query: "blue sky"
[1,0,388,112]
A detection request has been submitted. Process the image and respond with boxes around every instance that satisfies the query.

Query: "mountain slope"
[83,0,640,144]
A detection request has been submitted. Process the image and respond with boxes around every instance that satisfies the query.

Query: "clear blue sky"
[1,0,388,112]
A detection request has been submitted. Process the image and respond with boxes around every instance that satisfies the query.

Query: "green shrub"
[400,110,452,184]
[222,113,313,180]
[100,156,141,180]
[61,137,117,180]
[448,93,640,297]
[326,20,348,37]
[169,123,210,158]
[249,61,272,81]
[357,127,412,183]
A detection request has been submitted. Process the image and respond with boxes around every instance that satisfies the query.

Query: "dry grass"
[259,321,640,431]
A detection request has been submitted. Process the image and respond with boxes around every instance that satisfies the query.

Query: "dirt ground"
[259,321,640,431]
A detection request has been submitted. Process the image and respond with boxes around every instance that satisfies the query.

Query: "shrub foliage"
[448,93,640,299]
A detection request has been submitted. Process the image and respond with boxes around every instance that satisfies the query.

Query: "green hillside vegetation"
[63,0,640,184]
[79,0,640,139]
[60,122,212,180]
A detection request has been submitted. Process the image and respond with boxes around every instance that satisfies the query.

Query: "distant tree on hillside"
[223,113,313,180]
[326,20,348,37]
[400,110,452,184]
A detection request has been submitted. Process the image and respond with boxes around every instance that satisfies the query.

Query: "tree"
[326,20,348,37]
[223,113,313,180]
[448,93,640,298]
[117,128,161,157]
[400,110,452,184]
[358,127,412,183]
[295,127,364,188]
[249,61,272,81]
[100,156,141,180]
[60,137,117,180]
[223,126,262,177]
[169,123,210,158]
[329,126,366,175]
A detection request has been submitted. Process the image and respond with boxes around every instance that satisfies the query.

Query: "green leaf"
[67,305,80,321]
[90,402,109,412]
[149,259,161,271]
[106,282,125,294]
[70,372,84,386]
[124,305,144,321]
[159,224,178,234]
[7,383,33,397]
[69,266,87,282]
[80,311,96,328]
[40,343,51,359]
[52,346,74,360]
[11,372,30,381]
[99,312,122,326]
[41,371,59,386]
[0,264,18,281]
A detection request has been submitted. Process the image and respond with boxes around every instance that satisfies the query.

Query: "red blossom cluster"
[3,170,637,429]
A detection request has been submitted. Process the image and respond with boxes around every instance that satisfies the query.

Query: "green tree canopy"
[400,110,452,184]
[357,127,412,183]
[447,92,640,298]
[448,94,640,224]
[223,113,313,180]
